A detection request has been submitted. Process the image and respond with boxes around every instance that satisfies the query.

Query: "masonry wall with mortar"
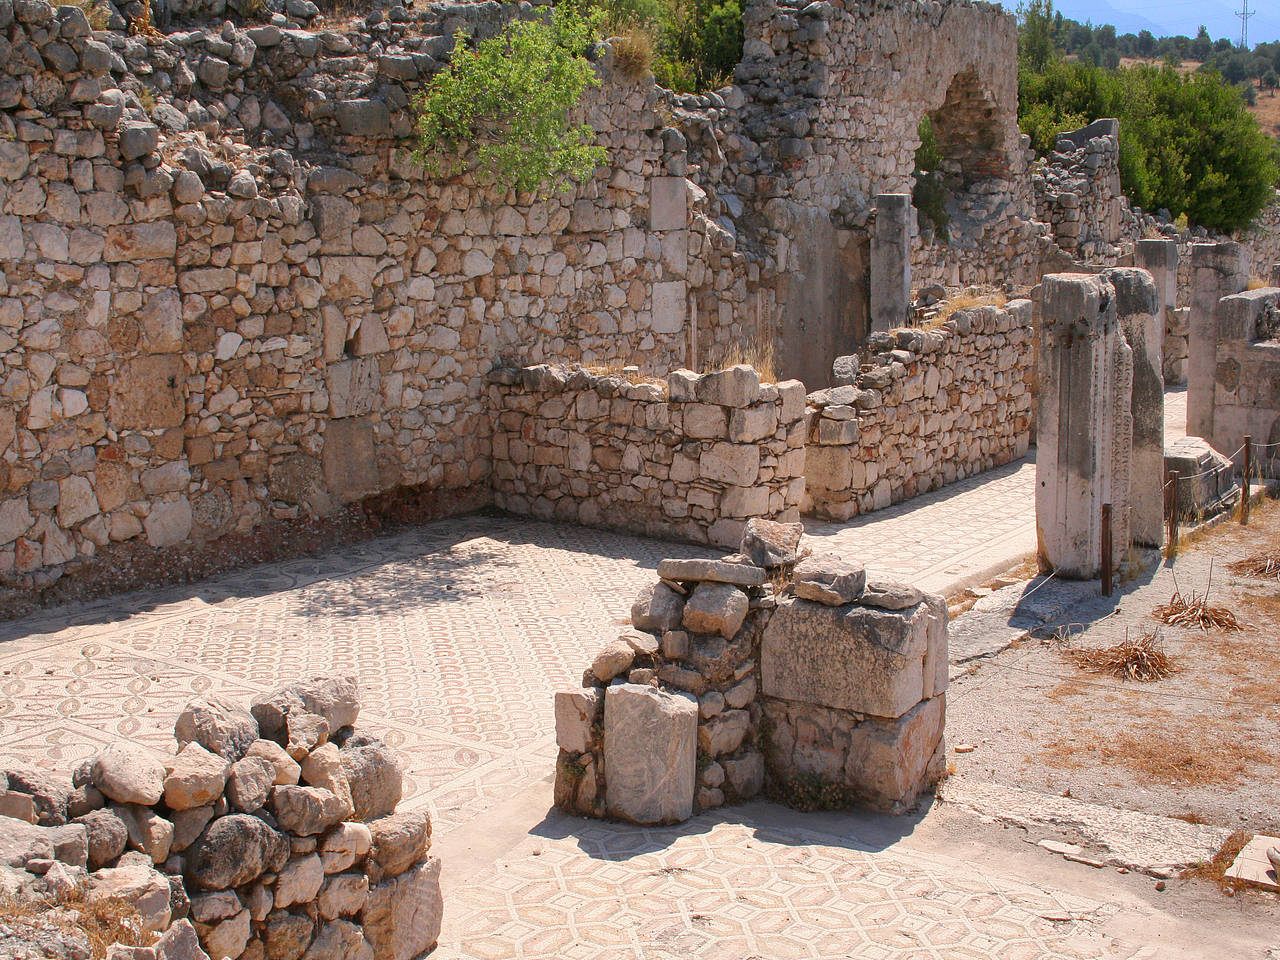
[802,301,1034,521]
[488,363,807,548]
[0,677,440,960]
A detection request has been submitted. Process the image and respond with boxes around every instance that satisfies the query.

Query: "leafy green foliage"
[591,0,743,93]
[1018,2,1279,232]
[412,8,609,194]
[912,116,949,238]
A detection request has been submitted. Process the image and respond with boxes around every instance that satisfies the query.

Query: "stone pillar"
[1188,242,1247,440]
[870,194,911,334]
[1271,263,1280,288]
[1036,274,1133,579]
[1103,267,1164,548]
[1136,238,1176,334]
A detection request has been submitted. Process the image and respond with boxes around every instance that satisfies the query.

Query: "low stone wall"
[803,302,1034,520]
[553,520,948,822]
[0,678,440,960]
[1032,119,1125,262]
[1206,289,1280,475]
[489,364,807,548]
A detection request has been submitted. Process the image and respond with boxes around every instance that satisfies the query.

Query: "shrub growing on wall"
[413,8,609,194]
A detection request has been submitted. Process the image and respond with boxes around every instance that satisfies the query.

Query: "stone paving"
[0,426,1229,958]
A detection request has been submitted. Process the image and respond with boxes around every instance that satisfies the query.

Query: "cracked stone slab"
[939,777,1230,877]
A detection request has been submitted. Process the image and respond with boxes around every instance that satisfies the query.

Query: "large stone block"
[760,597,931,718]
[327,358,381,419]
[322,417,380,503]
[842,695,946,813]
[650,177,688,231]
[361,856,442,960]
[651,280,686,335]
[110,355,184,430]
[603,683,697,824]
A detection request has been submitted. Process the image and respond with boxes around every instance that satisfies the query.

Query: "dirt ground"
[948,496,1280,834]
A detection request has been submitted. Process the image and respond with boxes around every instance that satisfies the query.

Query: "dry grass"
[1247,277,1270,291]
[712,335,777,383]
[927,290,1008,327]
[1042,724,1254,786]
[68,0,110,29]
[612,29,654,80]
[1181,830,1252,888]
[1151,562,1243,632]
[0,892,153,958]
[1228,552,1280,580]
[1065,629,1176,682]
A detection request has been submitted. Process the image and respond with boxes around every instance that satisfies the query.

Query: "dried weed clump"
[1181,830,1252,889]
[1153,565,1244,632]
[1228,551,1280,580]
[1066,629,1177,682]
[0,892,153,959]
[612,29,654,80]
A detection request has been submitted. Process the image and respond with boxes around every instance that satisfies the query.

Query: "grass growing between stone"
[0,892,152,959]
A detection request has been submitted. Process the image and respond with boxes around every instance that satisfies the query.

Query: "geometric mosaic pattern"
[439,813,1157,960]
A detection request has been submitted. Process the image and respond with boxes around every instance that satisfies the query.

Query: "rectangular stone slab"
[760,597,929,718]
[603,683,697,825]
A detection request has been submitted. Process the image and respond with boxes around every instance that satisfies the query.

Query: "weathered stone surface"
[2,766,71,825]
[554,687,602,755]
[740,519,804,568]
[367,811,429,881]
[317,872,370,919]
[169,806,214,855]
[318,822,372,874]
[859,575,924,610]
[244,740,301,787]
[275,853,324,909]
[337,734,403,823]
[721,751,765,799]
[630,581,685,633]
[197,907,249,960]
[657,557,766,587]
[265,911,314,960]
[589,638,634,683]
[153,919,209,960]
[164,743,230,811]
[86,862,172,932]
[286,712,330,761]
[682,582,749,640]
[92,743,166,806]
[114,803,174,864]
[761,596,931,718]
[110,355,184,430]
[361,856,442,960]
[603,683,697,824]
[792,554,867,606]
[843,695,946,812]
[697,708,751,757]
[76,808,128,868]
[225,756,274,813]
[175,697,259,762]
[301,744,354,819]
[271,786,347,837]
[185,814,289,890]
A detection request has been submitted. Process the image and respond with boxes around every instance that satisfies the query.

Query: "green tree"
[1018,0,1056,72]
[412,8,609,194]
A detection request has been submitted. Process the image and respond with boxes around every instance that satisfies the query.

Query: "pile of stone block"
[0,677,440,960]
[490,364,807,548]
[805,302,1034,520]
[553,520,949,824]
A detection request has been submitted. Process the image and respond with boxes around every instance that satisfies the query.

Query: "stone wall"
[489,363,807,548]
[0,677,440,960]
[1032,119,1126,263]
[1204,288,1280,474]
[803,301,1034,520]
[553,519,948,823]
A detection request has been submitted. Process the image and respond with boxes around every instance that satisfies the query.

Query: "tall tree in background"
[1018,0,1056,72]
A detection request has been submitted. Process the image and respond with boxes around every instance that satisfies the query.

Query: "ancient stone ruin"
[0,678,441,960]
[554,519,948,823]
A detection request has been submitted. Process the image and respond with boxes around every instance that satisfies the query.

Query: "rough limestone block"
[1104,268,1164,547]
[1035,274,1133,578]
[682,582,748,639]
[760,597,930,719]
[322,417,380,503]
[361,856,442,960]
[1164,436,1233,518]
[1188,242,1248,441]
[603,683,697,824]
[631,582,685,633]
[842,695,946,813]
[651,280,686,335]
[650,176,688,231]
[870,194,911,334]
[554,687,602,754]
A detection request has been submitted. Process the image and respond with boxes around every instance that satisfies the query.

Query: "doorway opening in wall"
[913,116,950,244]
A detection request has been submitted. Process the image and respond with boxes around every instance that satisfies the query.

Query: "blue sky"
[1037,0,1280,47]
